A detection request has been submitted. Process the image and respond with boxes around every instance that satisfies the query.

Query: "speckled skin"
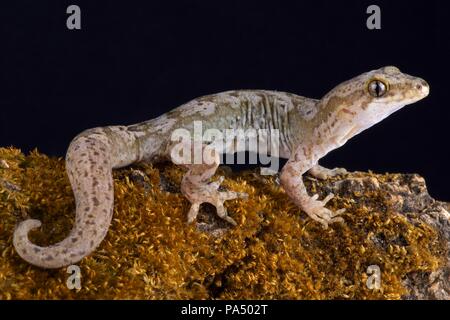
[13,66,429,268]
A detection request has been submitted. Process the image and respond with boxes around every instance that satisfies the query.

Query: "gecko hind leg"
[308,164,347,180]
[177,144,247,225]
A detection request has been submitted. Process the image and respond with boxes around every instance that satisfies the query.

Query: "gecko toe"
[220,191,248,201]
[187,203,201,224]
[333,208,346,216]
[208,176,225,189]
[216,202,238,225]
[330,216,345,224]
[321,193,335,205]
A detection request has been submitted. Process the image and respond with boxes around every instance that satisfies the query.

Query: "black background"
[0,1,449,200]
[1,300,443,319]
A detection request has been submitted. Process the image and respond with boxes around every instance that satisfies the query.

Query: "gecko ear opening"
[368,79,388,98]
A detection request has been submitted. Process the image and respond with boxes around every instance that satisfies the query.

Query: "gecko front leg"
[280,147,345,229]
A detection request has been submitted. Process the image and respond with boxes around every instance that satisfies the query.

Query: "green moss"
[0,147,445,299]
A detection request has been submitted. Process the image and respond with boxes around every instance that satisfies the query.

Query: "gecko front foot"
[302,193,345,229]
[182,176,248,225]
[308,165,348,180]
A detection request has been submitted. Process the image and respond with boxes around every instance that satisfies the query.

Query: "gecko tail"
[12,126,141,269]
[13,218,105,269]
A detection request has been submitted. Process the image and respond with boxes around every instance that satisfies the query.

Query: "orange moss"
[0,147,445,299]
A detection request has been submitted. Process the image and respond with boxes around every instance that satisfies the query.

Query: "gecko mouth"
[341,125,360,145]
[335,125,360,146]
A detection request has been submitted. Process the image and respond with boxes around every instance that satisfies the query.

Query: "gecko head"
[362,66,429,109]
[319,66,429,140]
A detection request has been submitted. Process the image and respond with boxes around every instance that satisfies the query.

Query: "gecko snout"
[415,79,429,97]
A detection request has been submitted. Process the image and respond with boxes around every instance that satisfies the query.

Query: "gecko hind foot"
[183,176,248,225]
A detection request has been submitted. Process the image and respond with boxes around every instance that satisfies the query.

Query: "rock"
[0,147,448,299]
[0,178,21,192]
[129,169,152,193]
[327,172,450,300]
[159,173,181,193]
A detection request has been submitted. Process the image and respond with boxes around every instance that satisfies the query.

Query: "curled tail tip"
[13,219,43,265]
[16,218,42,231]
[12,219,66,269]
[13,218,42,245]
[12,218,97,269]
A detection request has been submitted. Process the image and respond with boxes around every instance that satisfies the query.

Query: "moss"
[0,147,445,299]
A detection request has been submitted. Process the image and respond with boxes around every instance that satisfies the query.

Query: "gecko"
[13,66,429,268]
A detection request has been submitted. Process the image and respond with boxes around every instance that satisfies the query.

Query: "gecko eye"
[368,80,387,97]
